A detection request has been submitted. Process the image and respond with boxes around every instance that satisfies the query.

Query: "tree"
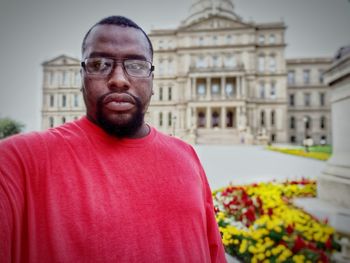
[0,118,24,139]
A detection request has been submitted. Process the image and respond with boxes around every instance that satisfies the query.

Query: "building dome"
[183,0,240,26]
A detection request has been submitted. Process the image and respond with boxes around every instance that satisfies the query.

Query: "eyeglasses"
[81,57,155,78]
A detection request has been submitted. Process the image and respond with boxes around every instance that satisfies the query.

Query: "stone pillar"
[206,107,211,128]
[241,77,246,98]
[221,76,226,99]
[235,107,240,128]
[320,48,350,210]
[192,77,196,100]
[236,77,240,99]
[206,77,211,100]
[221,107,226,128]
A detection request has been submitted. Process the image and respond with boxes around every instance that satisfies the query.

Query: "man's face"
[81,25,153,138]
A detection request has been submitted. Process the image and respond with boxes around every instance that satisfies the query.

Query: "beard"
[96,92,145,138]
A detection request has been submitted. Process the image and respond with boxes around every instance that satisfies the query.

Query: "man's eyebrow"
[87,52,149,61]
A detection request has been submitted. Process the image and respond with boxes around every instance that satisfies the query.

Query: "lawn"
[267,145,332,161]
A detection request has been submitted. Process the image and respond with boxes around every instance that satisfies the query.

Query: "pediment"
[180,16,253,32]
[42,55,80,66]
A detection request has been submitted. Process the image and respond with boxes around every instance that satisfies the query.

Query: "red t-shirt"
[0,117,226,263]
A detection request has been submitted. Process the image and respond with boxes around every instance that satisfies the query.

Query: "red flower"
[286,224,294,234]
[292,235,306,253]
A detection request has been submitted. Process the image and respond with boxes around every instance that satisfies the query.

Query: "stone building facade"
[286,58,332,145]
[41,0,333,145]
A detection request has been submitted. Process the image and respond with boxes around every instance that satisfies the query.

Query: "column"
[221,107,226,129]
[241,77,246,98]
[191,77,196,100]
[221,76,226,99]
[236,77,240,99]
[186,107,192,129]
[206,77,211,100]
[236,106,240,128]
[206,107,211,128]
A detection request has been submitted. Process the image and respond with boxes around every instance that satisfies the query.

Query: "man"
[0,16,226,262]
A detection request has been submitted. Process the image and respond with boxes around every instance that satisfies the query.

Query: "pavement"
[194,145,326,190]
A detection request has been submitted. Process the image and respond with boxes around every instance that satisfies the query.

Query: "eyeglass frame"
[81,57,155,78]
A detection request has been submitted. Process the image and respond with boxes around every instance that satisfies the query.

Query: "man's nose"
[107,63,130,91]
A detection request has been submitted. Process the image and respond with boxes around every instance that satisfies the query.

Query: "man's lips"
[103,93,136,112]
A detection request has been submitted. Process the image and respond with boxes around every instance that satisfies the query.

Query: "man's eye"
[126,62,147,70]
[88,60,111,71]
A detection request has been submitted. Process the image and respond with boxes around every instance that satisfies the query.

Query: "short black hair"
[81,16,153,60]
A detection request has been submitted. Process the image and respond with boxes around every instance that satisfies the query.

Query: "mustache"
[97,91,142,107]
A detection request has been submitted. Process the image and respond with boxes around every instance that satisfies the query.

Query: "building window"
[198,112,205,127]
[158,59,165,75]
[73,94,79,107]
[213,56,220,67]
[319,69,324,83]
[290,136,296,143]
[168,59,174,74]
[74,71,80,86]
[269,55,276,72]
[304,116,311,130]
[304,93,311,106]
[290,116,295,129]
[270,82,276,99]
[50,72,55,85]
[320,116,326,129]
[197,83,206,96]
[196,56,206,68]
[288,70,295,85]
[271,110,275,126]
[211,83,220,95]
[62,117,66,124]
[271,134,276,142]
[258,35,265,44]
[289,94,295,106]
[260,110,265,126]
[168,87,172,101]
[212,36,218,45]
[259,82,265,98]
[62,95,67,107]
[168,112,172,126]
[226,35,232,44]
[303,69,310,84]
[226,111,234,127]
[159,112,163,127]
[50,95,54,107]
[319,92,325,106]
[198,36,204,46]
[258,55,265,72]
[269,34,275,44]
[63,71,69,86]
[159,40,164,49]
[320,135,327,145]
[225,55,236,67]
[212,111,220,127]
[49,117,54,128]
[225,83,234,96]
[159,87,163,101]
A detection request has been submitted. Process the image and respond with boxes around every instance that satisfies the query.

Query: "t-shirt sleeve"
[188,146,227,263]
[0,133,42,262]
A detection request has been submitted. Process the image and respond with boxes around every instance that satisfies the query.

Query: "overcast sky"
[0,0,349,132]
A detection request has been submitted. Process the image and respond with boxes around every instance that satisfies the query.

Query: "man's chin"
[97,113,144,138]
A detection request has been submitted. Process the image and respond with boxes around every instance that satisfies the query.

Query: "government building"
[41,0,332,145]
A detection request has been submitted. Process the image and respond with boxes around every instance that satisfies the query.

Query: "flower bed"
[267,146,331,161]
[213,179,341,262]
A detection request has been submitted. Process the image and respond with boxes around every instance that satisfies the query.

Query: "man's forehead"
[84,25,150,59]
